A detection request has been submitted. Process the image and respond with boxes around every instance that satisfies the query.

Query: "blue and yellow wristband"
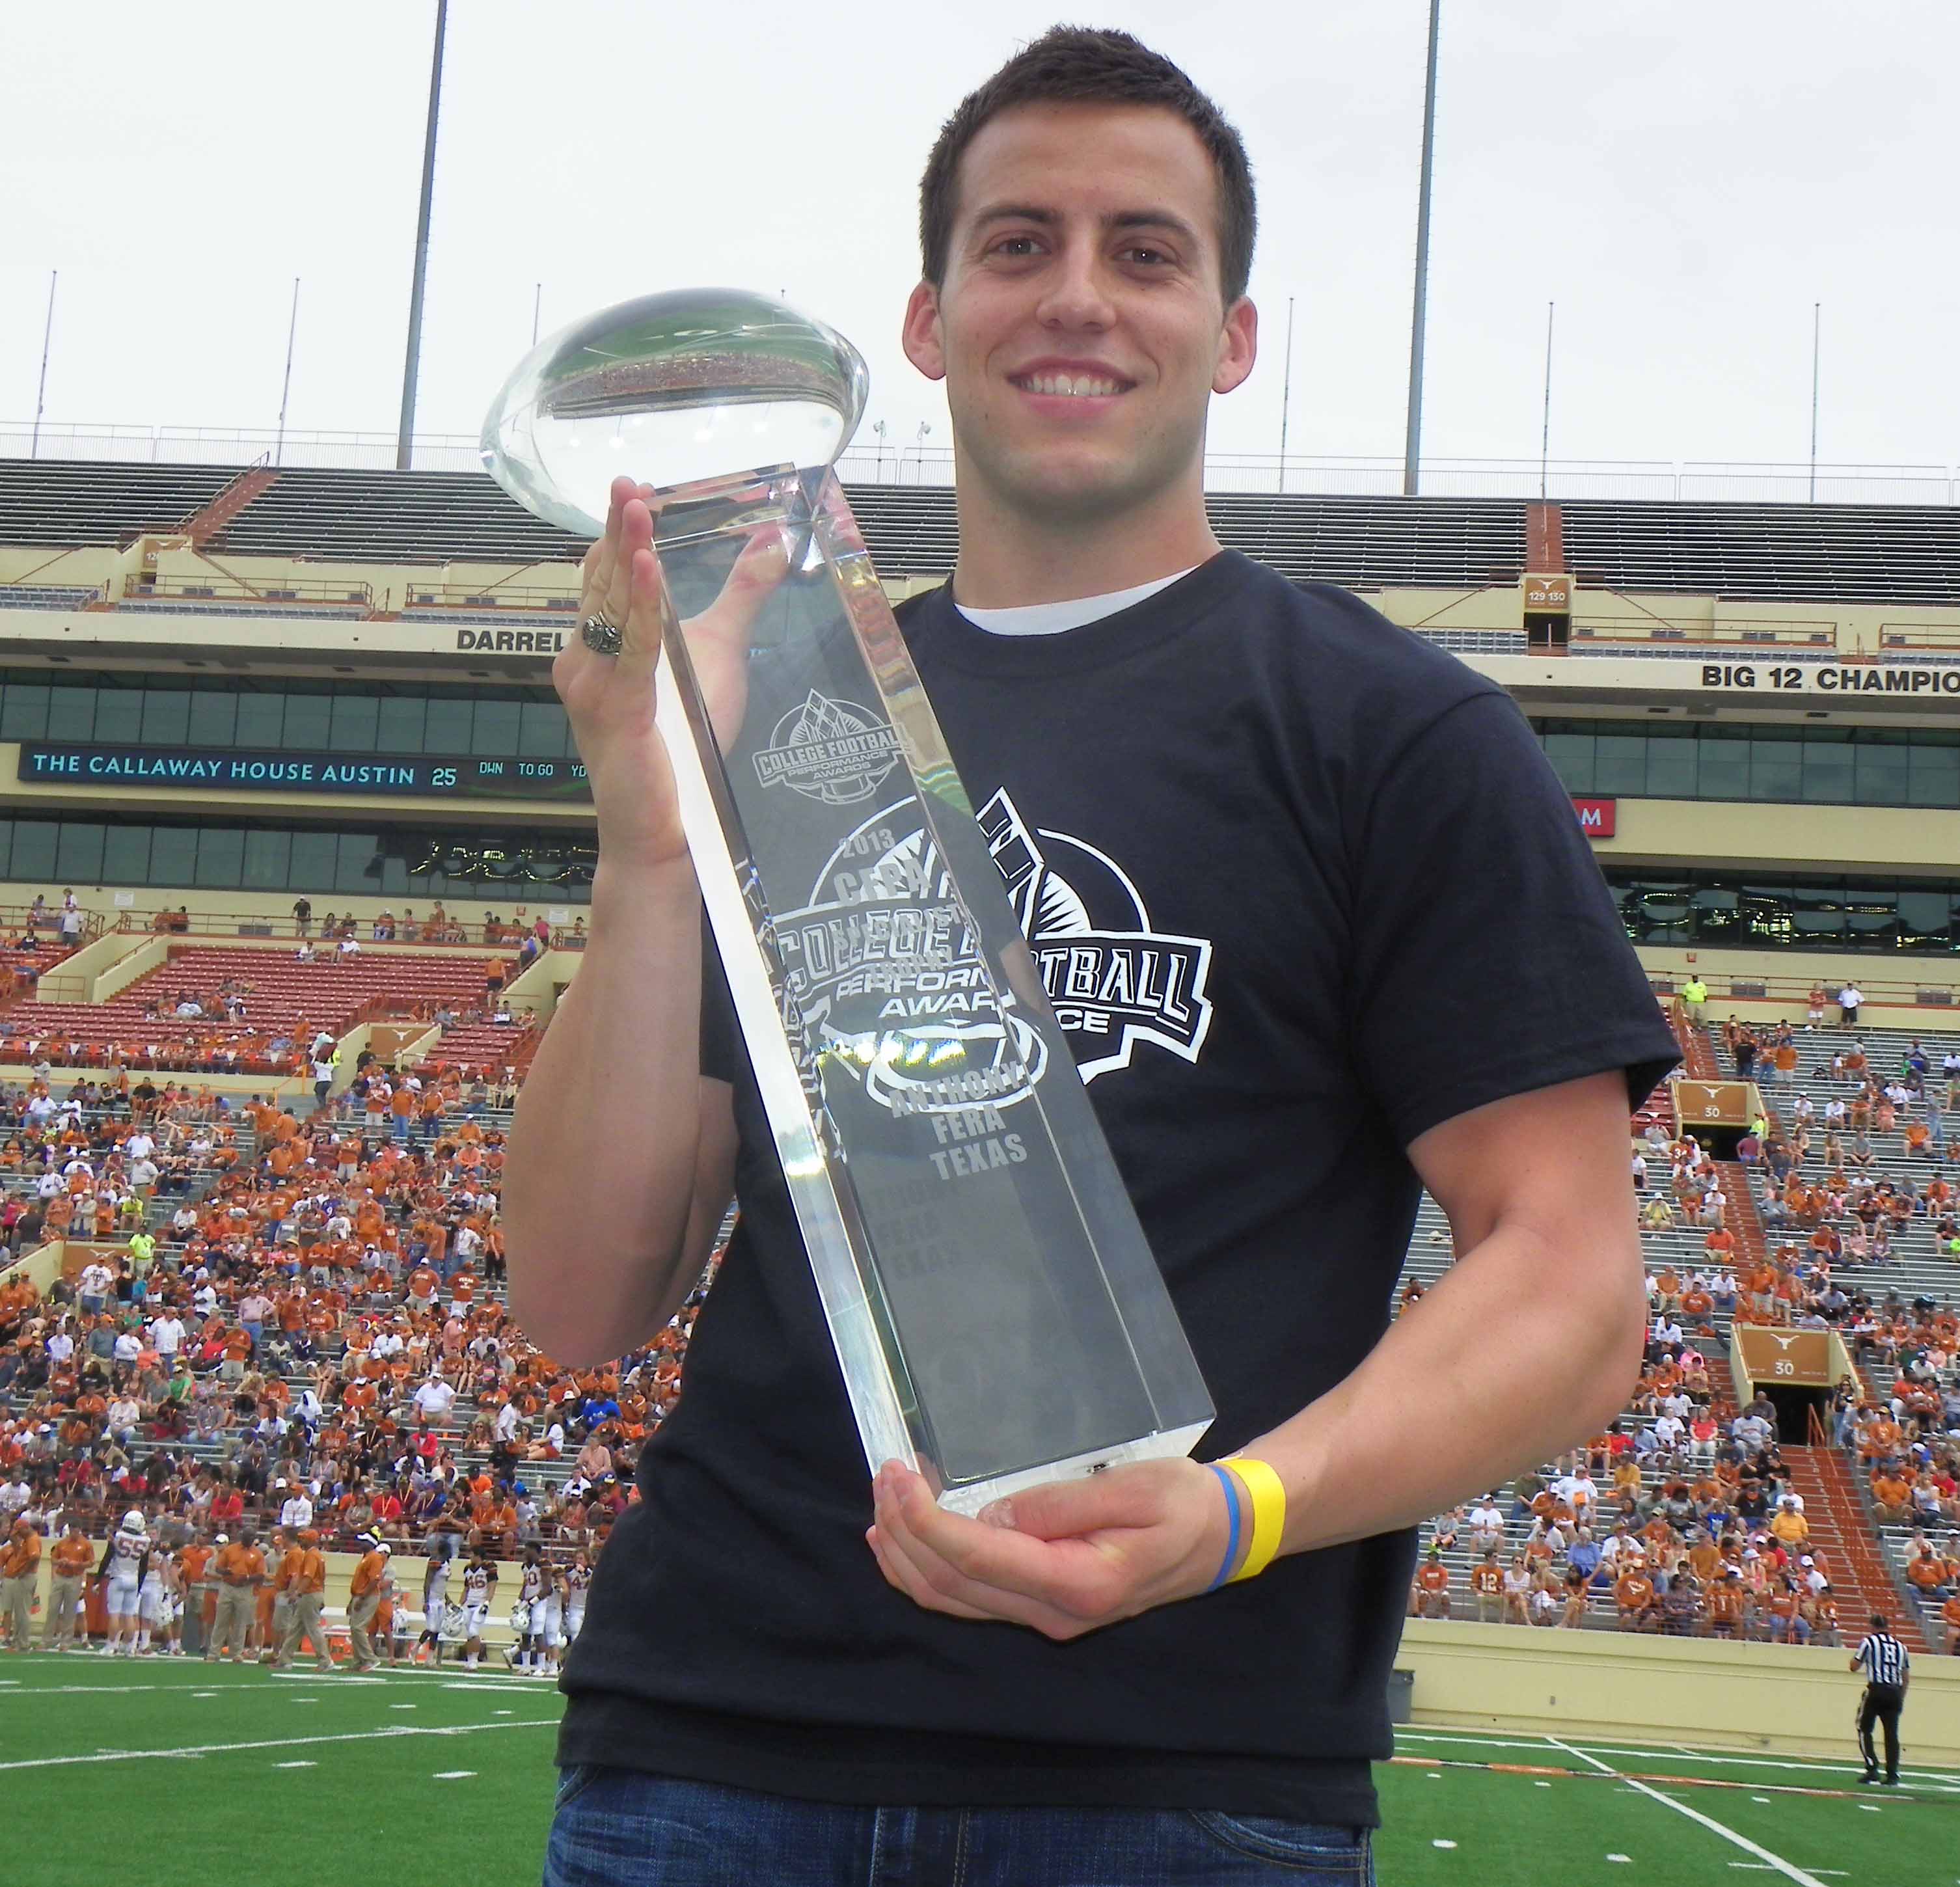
[1205,1457,1286,1592]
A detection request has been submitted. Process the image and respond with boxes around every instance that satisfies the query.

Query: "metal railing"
[8,423,1960,505]
[111,909,580,948]
[126,573,375,608]
[1650,973,1960,1010]
[1879,621,1960,652]
[1572,618,1843,649]
[398,582,578,612]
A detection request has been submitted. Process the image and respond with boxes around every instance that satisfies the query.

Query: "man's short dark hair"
[919,25,1257,306]
[1870,1612,1887,1629]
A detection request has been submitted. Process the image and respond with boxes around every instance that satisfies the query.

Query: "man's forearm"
[1240,1220,1646,1562]
[503,856,705,1361]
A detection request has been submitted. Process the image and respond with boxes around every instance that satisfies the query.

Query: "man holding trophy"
[502,26,1679,1887]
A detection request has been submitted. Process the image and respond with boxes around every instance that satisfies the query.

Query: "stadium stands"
[203,466,583,566]
[3,457,1957,604]
[1561,501,1960,607]
[0,945,493,1074]
[3,995,1951,1666]
[0,460,236,548]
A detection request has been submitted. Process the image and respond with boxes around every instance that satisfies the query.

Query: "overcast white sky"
[3,1,1956,471]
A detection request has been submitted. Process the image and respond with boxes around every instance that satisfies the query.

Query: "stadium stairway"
[1720,1156,1768,1283]
[1670,1017,1944,1649]
[1788,1438,1933,1653]
[180,463,280,548]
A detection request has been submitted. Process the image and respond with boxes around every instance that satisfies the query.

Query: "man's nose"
[1035,239,1118,330]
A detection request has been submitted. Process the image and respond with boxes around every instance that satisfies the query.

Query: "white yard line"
[1547,1737,1831,1887]
[0,1717,554,1772]
[1398,1728,1960,1790]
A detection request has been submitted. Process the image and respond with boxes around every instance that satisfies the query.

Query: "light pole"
[1808,302,1821,502]
[276,277,301,468]
[1401,0,1442,498]
[1539,301,1555,500]
[31,270,57,461]
[395,0,449,471]
[871,419,889,477]
[1277,295,1296,493]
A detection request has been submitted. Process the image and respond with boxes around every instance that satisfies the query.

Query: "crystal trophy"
[483,288,1214,1514]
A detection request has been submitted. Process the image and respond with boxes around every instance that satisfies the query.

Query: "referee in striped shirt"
[1849,1612,1909,1784]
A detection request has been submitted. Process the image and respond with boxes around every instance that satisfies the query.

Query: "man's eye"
[991,236,1041,257]
[1122,246,1171,267]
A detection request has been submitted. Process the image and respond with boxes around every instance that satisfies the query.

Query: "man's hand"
[865,1456,1239,1640]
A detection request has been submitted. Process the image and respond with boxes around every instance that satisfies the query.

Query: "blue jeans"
[543,1768,1375,1886]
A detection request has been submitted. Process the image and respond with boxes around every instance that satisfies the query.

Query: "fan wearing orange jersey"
[1408,1549,1451,1621]
[1706,1571,1745,1638]
[1614,1568,1657,1631]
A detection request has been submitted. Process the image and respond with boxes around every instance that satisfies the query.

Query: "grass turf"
[1,1655,1953,1886]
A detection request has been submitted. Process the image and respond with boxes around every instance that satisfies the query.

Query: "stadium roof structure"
[3,456,1960,604]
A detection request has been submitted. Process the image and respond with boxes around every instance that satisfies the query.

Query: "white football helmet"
[121,1510,147,1534]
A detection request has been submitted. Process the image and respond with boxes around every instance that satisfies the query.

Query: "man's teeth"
[1018,373,1123,397]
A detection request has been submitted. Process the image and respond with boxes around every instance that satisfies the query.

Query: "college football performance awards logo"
[977,789,1212,1083]
[752,690,904,806]
[772,789,1214,1121]
[776,810,1046,1119]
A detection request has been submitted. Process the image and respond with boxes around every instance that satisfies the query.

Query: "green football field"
[1,1652,1953,1886]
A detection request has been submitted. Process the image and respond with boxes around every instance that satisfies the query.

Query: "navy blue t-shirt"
[557,550,1680,1824]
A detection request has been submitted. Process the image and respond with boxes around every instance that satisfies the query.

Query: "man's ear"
[902,280,946,381]
[1213,295,1257,396]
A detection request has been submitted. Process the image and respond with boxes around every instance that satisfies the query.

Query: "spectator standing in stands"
[511,29,1681,1878]
[292,898,312,937]
[1838,984,1862,1028]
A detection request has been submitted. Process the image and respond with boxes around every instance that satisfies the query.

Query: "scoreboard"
[18,742,592,802]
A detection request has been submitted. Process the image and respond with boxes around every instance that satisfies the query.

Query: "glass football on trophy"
[483,289,1214,1514]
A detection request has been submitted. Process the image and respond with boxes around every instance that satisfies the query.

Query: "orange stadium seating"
[0,946,495,1074]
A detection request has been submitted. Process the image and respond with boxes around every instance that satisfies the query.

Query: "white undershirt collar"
[953,567,1198,636]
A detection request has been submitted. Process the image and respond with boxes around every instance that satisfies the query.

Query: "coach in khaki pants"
[1,1519,39,1649]
[206,1530,265,1662]
[346,1534,388,1670]
[275,1528,335,1672]
[42,1522,94,1649]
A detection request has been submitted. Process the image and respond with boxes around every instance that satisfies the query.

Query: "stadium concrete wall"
[1400,1618,1959,1764]
[0,1238,70,1297]
[1633,944,1960,1020]
[1597,796,1960,877]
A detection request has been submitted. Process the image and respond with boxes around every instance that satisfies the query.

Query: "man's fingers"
[878,1473,1113,1612]
[866,1526,996,1622]
[605,496,653,630]
[695,524,793,649]
[616,543,667,681]
[976,1471,1173,1542]
[582,475,637,611]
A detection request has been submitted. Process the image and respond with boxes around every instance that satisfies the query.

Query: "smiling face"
[904,102,1255,530]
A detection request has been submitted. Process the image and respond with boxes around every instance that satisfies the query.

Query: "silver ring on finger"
[580,613,623,658]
